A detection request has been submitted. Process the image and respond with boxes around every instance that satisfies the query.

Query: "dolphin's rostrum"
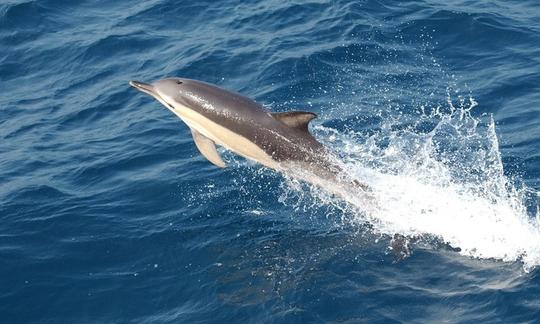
[129,78,368,193]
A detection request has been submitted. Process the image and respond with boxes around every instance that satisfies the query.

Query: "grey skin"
[129,78,367,190]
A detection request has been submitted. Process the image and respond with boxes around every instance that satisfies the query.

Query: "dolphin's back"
[179,79,327,164]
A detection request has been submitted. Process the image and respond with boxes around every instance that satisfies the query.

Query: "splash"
[284,92,540,271]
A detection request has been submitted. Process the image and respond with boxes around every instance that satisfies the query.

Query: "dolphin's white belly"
[169,105,280,170]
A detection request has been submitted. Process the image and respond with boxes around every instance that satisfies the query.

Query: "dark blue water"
[2,0,540,322]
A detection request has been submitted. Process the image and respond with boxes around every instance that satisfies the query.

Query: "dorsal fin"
[271,111,317,132]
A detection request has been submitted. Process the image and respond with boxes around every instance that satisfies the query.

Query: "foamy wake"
[284,95,540,271]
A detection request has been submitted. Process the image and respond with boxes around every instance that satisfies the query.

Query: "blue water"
[2,0,540,322]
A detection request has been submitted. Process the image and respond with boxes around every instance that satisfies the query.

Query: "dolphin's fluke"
[271,111,317,132]
[190,128,226,168]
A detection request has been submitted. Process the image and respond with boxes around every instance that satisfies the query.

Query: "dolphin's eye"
[176,80,183,84]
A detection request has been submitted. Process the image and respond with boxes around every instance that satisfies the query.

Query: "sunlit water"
[2,0,540,322]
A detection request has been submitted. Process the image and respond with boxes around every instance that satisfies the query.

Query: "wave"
[276,90,540,271]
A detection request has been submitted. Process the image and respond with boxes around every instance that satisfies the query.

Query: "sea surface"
[2,0,540,322]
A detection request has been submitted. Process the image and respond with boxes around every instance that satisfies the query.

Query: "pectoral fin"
[190,129,226,168]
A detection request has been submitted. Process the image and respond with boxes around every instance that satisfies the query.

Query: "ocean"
[1,0,540,322]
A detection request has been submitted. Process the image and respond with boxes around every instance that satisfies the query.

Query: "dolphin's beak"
[129,80,156,97]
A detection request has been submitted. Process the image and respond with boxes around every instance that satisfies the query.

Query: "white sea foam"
[284,94,540,270]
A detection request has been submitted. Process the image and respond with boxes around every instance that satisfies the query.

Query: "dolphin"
[129,77,368,194]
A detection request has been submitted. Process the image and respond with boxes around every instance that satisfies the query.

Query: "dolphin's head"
[130,77,239,119]
[130,77,264,126]
[129,78,192,112]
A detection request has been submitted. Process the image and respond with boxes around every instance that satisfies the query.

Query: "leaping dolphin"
[129,78,368,194]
